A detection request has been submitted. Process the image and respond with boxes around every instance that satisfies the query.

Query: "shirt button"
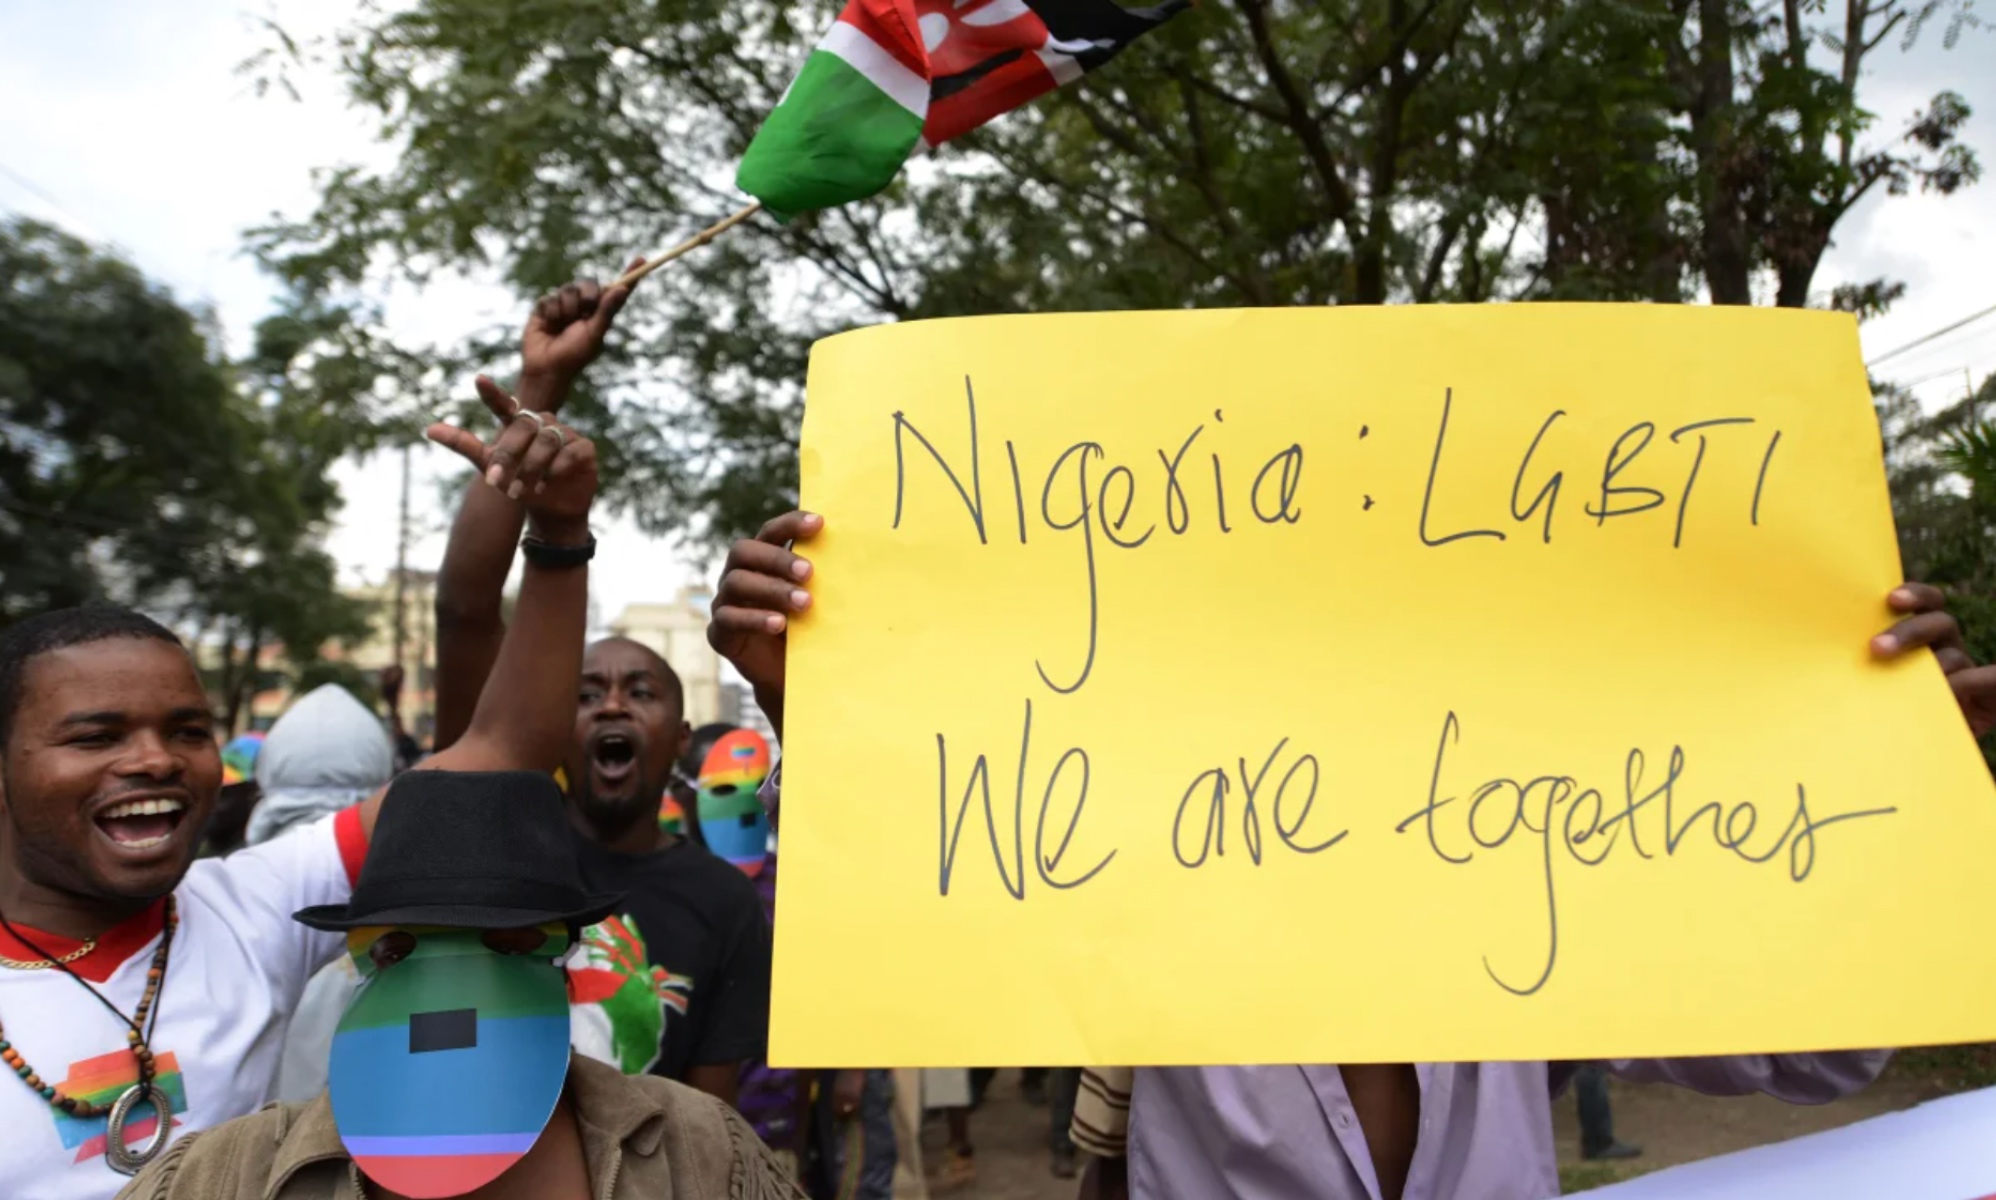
[1337,1113,1353,1129]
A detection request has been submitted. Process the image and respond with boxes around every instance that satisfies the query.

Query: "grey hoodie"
[245,685,393,846]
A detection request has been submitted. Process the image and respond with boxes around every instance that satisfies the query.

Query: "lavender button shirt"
[1128,1055,1890,1200]
[757,770,1889,1199]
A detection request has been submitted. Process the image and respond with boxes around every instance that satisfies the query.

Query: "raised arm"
[356,389,599,839]
[432,447,525,750]
[433,265,642,749]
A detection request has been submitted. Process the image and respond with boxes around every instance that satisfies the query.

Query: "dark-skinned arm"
[432,469,524,751]
[433,266,641,750]
[357,395,599,840]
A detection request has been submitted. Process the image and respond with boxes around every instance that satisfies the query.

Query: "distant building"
[221,577,774,751]
[324,568,439,744]
[226,568,438,741]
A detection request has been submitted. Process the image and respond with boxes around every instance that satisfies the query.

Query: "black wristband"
[521,532,597,569]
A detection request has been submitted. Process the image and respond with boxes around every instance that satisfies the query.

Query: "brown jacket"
[115,1053,805,1200]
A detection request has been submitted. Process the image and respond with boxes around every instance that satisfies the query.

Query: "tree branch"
[982,145,1255,298]
[1231,0,1358,227]
[1166,63,1289,124]
[1177,76,1274,304]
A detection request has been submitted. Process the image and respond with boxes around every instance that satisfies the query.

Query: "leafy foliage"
[249,0,1983,547]
[1876,372,1996,768]
[0,218,372,728]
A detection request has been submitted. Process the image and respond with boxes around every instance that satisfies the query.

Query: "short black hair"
[587,636,686,712]
[0,606,184,747]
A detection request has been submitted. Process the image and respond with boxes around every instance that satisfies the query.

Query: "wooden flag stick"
[614,201,763,290]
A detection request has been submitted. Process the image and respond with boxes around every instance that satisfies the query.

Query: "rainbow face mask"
[697,730,772,875]
[330,924,572,1198]
[658,792,692,837]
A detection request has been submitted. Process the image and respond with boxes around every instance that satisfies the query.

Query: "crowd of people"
[2,269,1993,1200]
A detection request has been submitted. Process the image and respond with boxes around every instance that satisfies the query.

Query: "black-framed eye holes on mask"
[480,927,550,956]
[367,927,550,972]
[369,931,418,972]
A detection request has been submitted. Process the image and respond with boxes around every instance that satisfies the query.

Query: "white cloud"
[0,0,696,619]
[1815,31,1996,405]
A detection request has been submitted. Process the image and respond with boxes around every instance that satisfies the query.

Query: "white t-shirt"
[0,808,363,1200]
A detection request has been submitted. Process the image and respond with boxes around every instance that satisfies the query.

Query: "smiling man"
[0,607,371,1200]
[432,271,770,1106]
[0,400,601,1200]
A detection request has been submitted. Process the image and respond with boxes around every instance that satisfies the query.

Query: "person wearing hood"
[256,686,400,1102]
[247,685,396,847]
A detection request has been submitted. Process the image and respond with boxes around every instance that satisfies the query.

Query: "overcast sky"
[2,1,1992,620]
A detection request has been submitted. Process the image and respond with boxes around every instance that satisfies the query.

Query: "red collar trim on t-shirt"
[0,807,369,985]
[0,898,169,985]
[333,804,369,888]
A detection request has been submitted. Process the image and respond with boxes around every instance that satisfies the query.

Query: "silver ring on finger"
[537,422,568,447]
[514,410,546,433]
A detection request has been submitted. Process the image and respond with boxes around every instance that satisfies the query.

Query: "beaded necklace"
[0,895,178,1174]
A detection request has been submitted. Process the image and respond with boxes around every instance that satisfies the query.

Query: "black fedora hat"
[295,770,622,932]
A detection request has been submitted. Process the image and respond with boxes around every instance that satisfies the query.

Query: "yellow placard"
[772,305,1996,1067]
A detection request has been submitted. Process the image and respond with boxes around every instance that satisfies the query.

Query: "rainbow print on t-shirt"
[51,1050,186,1163]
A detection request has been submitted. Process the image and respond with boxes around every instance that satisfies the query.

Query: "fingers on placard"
[720,567,810,614]
[1877,610,1965,657]
[1890,582,1948,613]
[756,510,822,546]
[712,604,786,637]
[475,376,520,424]
[726,536,810,583]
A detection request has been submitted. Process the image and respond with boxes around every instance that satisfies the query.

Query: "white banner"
[1590,1085,1996,1199]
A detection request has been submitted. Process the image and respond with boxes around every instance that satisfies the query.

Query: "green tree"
[1669,0,1981,307]
[0,218,372,727]
[248,0,1982,546]
[1878,371,1996,766]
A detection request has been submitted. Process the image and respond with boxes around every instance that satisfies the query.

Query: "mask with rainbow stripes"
[330,923,572,1197]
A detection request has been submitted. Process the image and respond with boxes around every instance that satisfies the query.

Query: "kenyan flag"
[737,0,1189,216]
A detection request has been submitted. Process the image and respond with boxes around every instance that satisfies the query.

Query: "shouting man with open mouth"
[431,267,772,1108]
